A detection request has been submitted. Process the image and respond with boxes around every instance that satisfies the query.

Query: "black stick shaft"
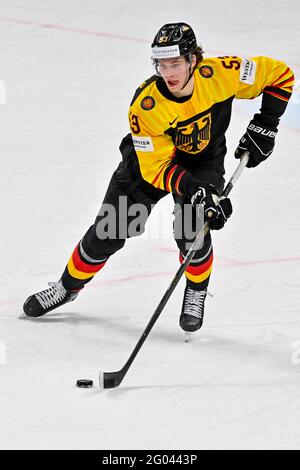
[103,152,249,386]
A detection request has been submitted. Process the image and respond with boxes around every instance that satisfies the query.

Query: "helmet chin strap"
[180,57,195,91]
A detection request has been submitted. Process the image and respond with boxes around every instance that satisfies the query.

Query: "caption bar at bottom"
[101,452,198,466]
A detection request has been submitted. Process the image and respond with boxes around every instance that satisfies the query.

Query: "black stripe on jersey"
[130,75,158,106]
[264,86,292,99]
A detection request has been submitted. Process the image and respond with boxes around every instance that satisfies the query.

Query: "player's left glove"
[191,184,233,230]
[235,117,278,168]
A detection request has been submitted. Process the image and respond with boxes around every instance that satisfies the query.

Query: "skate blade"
[184,332,192,343]
[19,313,28,320]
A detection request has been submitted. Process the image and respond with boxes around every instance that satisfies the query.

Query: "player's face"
[158,57,190,93]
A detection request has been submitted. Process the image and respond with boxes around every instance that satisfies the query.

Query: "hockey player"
[23,23,294,332]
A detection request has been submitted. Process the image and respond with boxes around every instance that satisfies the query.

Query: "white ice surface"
[0,0,300,450]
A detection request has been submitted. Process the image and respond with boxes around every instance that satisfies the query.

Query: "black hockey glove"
[191,184,233,230]
[235,118,278,168]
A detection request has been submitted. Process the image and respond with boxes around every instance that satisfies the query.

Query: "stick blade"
[99,370,124,389]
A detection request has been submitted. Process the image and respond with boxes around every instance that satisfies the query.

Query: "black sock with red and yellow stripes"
[61,241,107,291]
[180,244,213,291]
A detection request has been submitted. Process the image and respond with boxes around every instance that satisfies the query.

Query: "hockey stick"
[99,152,249,389]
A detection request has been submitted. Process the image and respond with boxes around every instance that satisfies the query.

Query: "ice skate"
[179,286,207,334]
[23,280,78,318]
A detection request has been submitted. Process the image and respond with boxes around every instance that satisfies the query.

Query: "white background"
[0,0,300,450]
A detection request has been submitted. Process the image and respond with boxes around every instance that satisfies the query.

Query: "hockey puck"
[76,379,93,388]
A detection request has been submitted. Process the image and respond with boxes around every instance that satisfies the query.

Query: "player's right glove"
[191,184,232,230]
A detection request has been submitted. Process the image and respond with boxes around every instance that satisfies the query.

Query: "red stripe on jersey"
[264,90,289,102]
[273,76,294,88]
[165,165,178,192]
[174,170,186,195]
[271,67,291,86]
[151,148,177,189]
[151,166,167,187]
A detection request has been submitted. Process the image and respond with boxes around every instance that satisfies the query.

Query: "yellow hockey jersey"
[128,56,294,196]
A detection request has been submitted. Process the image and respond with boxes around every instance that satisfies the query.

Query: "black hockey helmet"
[151,23,198,60]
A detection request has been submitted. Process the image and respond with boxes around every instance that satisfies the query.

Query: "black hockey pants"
[61,137,225,292]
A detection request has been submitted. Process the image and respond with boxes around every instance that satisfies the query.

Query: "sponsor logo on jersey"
[141,96,155,110]
[132,136,154,152]
[199,66,214,78]
[169,115,180,126]
[165,113,211,154]
[240,58,256,84]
